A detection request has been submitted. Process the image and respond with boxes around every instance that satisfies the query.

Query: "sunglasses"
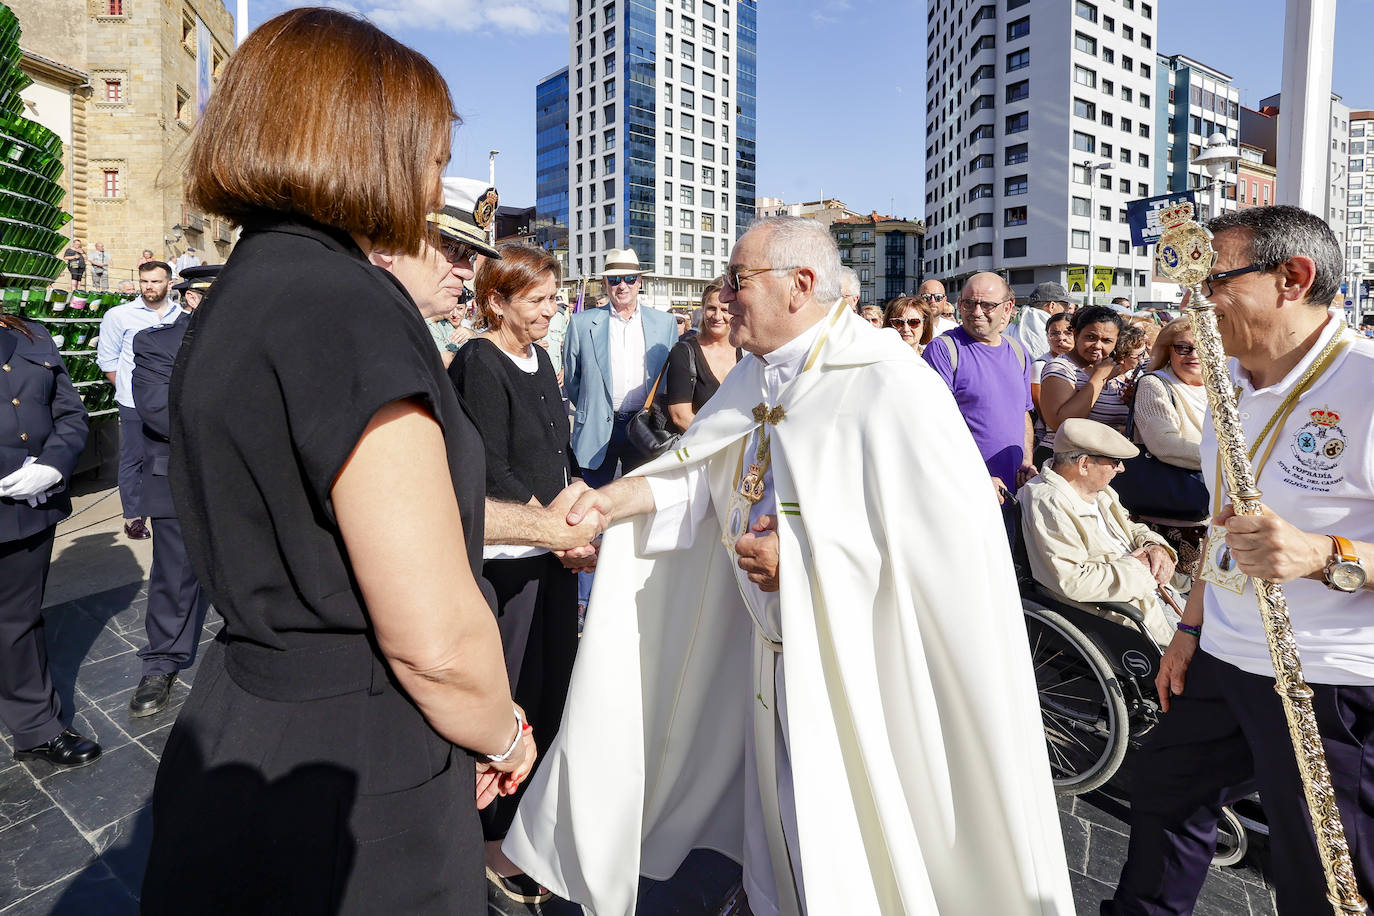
[1170,343,1197,357]
[605,274,640,286]
[439,239,478,264]
[888,317,923,329]
[920,293,947,302]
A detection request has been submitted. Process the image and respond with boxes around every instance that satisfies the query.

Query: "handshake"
[539,480,615,571]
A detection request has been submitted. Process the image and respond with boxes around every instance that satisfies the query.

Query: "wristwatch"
[1323,536,1368,593]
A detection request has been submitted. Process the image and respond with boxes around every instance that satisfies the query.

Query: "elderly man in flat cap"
[1011,281,1077,360]
[1020,417,1179,644]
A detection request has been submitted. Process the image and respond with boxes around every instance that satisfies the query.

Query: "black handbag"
[627,340,696,460]
[1113,372,1210,520]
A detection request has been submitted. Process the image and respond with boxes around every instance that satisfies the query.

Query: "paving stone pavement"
[1,582,1277,915]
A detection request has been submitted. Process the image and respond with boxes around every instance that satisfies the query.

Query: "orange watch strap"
[1330,535,1358,564]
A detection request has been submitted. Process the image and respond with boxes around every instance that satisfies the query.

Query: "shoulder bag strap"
[937,334,958,384]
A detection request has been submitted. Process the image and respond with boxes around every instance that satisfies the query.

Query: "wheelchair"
[1011,503,1251,866]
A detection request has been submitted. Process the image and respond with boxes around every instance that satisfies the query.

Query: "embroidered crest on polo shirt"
[1276,405,1347,492]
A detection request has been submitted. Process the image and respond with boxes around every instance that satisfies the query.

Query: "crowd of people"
[62,239,204,293]
[2,8,1373,916]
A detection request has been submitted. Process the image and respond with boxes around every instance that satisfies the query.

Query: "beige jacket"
[1021,465,1177,644]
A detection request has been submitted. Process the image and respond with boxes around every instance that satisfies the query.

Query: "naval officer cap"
[171,263,222,293]
[1052,418,1139,460]
[429,177,502,260]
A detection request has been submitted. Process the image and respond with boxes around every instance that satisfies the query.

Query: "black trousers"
[1111,649,1374,914]
[480,553,579,842]
[0,526,64,748]
[139,515,210,677]
[116,404,144,519]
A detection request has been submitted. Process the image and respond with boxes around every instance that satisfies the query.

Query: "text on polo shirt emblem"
[1278,405,1346,492]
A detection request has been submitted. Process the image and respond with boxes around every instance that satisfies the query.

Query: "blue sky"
[251,0,1372,220]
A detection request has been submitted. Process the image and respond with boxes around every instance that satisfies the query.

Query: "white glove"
[0,463,64,507]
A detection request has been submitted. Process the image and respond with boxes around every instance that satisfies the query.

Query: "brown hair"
[884,296,936,347]
[0,313,33,340]
[1146,318,1193,373]
[474,245,562,328]
[139,260,172,278]
[186,8,457,255]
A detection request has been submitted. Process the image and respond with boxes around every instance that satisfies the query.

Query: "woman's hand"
[1090,355,1120,379]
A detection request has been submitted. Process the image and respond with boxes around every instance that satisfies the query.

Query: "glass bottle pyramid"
[0,2,71,290]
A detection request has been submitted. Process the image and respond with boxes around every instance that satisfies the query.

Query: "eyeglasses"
[888,317,923,329]
[939,309,956,318]
[725,264,800,290]
[920,292,947,302]
[958,297,1009,315]
[1202,264,1264,297]
[439,239,478,264]
[1170,343,1197,357]
[605,274,640,287]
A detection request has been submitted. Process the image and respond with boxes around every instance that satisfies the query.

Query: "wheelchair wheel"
[1024,605,1130,795]
[1211,805,1249,867]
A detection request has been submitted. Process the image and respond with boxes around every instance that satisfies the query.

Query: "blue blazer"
[132,314,190,519]
[0,323,88,543]
[562,305,678,469]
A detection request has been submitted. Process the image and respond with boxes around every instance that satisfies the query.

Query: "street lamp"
[1084,158,1114,306]
[488,149,500,247]
[1192,132,1241,221]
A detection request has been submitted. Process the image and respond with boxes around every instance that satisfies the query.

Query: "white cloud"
[262,0,566,35]
[810,0,852,25]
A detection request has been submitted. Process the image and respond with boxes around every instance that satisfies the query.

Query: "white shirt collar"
[608,304,641,325]
[1235,312,1347,398]
[759,315,826,372]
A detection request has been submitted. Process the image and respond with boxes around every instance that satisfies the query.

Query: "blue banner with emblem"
[1126,191,1199,247]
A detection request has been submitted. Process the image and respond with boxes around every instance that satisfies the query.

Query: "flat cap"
[1029,281,1077,305]
[1053,418,1139,460]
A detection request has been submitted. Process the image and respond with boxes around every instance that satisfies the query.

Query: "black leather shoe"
[129,673,176,717]
[14,729,102,768]
[123,518,151,540]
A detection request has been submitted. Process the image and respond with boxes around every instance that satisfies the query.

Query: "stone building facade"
[10,0,234,286]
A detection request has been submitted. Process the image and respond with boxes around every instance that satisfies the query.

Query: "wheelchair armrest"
[1025,583,1147,626]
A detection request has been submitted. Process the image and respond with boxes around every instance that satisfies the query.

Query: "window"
[1075,0,1097,23]
[970,183,994,200]
[1073,164,1090,185]
[969,123,995,143]
[701,213,713,232]
[969,94,995,115]
[1140,93,1150,109]
[1072,197,1090,216]
[106,0,123,12]
[1138,181,1149,196]
[1122,24,1133,40]
[680,185,694,204]
[1102,79,1114,96]
[103,78,122,102]
[1137,152,1150,168]
[1098,204,1111,221]
[1122,54,1134,72]
[968,243,994,258]
[679,209,693,228]
[1071,230,1089,249]
[1005,143,1028,165]
[1073,97,1096,120]
[1005,206,1027,226]
[1073,131,1096,152]
[1007,17,1029,40]
[1102,14,1114,31]
[680,257,693,274]
[970,154,994,171]
[861,249,871,262]
[679,234,694,252]
[1118,240,1131,255]
[1119,147,1130,164]
[1101,142,1112,158]
[679,160,693,180]
[1098,237,1112,253]
[1005,112,1029,133]
[971,34,996,55]
[1074,32,1096,55]
[1138,122,1150,138]
[1007,49,1030,71]
[103,168,120,197]
[680,137,694,156]
[1121,86,1132,102]
[175,87,191,122]
[1102,47,1114,64]
[1102,112,1114,128]
[1005,175,1028,196]
[681,64,695,85]
[1005,80,1029,103]
[970,64,996,86]
[1142,2,1152,17]
[1003,237,1027,258]
[1074,65,1096,88]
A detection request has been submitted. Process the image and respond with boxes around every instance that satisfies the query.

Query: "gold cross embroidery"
[752,403,786,425]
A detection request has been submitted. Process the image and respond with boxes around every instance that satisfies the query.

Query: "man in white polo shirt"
[1109,205,1374,914]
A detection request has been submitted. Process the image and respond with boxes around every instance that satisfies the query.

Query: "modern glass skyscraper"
[536,66,570,274]
[549,0,757,306]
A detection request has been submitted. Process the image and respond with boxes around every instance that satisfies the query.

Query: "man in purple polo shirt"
[922,271,1035,511]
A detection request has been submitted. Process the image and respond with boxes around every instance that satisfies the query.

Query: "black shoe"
[123,518,151,540]
[14,729,102,768]
[486,866,551,905]
[129,673,176,717]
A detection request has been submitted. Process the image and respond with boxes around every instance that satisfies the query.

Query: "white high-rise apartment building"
[923,0,1160,304]
[1346,109,1371,323]
[561,0,757,307]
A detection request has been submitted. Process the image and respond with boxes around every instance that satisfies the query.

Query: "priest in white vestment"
[504,217,1073,916]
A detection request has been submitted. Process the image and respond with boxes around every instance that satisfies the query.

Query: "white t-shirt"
[1200,316,1374,685]
[608,305,649,413]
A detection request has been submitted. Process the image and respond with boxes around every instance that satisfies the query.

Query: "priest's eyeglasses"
[1202,264,1263,298]
[725,265,800,290]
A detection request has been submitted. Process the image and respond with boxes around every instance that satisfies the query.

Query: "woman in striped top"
[1036,305,1131,458]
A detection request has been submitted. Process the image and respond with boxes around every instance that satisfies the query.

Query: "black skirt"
[141,636,483,914]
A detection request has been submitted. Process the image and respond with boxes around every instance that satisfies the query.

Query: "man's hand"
[735,514,780,592]
[1155,628,1199,712]
[1130,544,1176,586]
[544,480,606,550]
[1215,503,1328,584]
[553,542,599,571]
[1016,461,1037,489]
[991,476,1009,505]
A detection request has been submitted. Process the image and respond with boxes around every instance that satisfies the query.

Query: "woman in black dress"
[140,11,534,914]
[0,312,94,768]
[665,278,741,433]
[448,244,580,904]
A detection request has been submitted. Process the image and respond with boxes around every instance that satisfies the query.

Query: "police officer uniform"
[0,316,98,766]
[128,268,219,716]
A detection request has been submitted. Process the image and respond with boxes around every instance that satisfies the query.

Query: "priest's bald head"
[720,216,842,356]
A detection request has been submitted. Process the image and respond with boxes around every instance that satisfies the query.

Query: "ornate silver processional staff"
[1154,203,1366,915]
